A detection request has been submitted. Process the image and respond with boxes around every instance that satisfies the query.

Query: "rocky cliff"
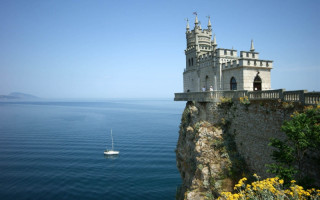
[176,101,247,199]
[176,100,319,199]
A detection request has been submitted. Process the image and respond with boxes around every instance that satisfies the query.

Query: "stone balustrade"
[305,92,320,105]
[248,89,284,100]
[174,89,320,105]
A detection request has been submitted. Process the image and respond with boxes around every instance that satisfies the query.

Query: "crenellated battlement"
[222,60,239,69]
[185,45,196,52]
[216,48,238,57]
[238,59,272,68]
[221,59,273,70]
[199,52,213,60]
[240,51,259,59]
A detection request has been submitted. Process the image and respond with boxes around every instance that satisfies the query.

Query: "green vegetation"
[239,96,250,105]
[218,97,233,108]
[282,101,295,109]
[267,106,320,187]
[239,96,250,111]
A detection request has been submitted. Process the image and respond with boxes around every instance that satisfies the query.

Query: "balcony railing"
[174,89,320,105]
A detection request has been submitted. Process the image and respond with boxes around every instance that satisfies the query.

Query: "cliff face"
[176,102,245,199]
[176,100,319,199]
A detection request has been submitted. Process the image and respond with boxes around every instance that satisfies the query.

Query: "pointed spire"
[250,39,255,52]
[207,16,211,29]
[213,34,217,45]
[186,18,190,31]
[195,15,198,25]
[199,21,202,30]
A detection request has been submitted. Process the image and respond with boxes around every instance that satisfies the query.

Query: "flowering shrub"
[218,97,233,109]
[218,174,320,200]
[220,97,233,104]
[282,101,294,109]
[239,96,250,105]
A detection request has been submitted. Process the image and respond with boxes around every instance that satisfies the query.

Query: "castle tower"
[184,15,214,92]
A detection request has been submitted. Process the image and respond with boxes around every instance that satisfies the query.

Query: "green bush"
[267,106,320,187]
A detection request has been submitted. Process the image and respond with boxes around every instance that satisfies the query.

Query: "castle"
[183,15,273,92]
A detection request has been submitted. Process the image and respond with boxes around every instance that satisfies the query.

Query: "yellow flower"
[218,176,320,200]
[253,174,260,179]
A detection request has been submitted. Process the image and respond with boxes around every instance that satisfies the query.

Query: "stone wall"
[192,100,310,177]
[242,68,271,90]
[206,100,299,178]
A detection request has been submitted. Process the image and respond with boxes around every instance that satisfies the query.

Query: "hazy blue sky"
[0,0,319,98]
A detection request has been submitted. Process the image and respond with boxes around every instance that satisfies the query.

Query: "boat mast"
[111,129,114,150]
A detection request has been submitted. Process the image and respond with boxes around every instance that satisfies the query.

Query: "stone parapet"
[174,89,320,105]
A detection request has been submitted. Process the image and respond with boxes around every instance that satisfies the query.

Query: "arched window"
[230,77,237,90]
[205,76,209,90]
[191,58,194,66]
[253,75,262,91]
[188,59,191,66]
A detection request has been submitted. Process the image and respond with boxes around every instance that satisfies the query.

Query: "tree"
[267,106,320,186]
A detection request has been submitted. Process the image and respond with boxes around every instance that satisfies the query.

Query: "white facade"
[183,16,273,92]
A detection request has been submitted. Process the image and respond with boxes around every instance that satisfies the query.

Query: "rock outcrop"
[176,102,246,199]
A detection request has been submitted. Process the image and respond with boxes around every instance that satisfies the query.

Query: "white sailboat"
[104,129,119,155]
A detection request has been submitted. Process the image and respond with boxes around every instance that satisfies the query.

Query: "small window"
[188,59,191,66]
[191,58,194,66]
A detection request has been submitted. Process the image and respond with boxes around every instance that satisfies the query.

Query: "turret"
[194,14,199,29]
[207,16,212,31]
[213,34,217,46]
[250,39,255,52]
[186,19,190,32]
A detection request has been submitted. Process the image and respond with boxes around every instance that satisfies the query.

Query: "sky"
[0,0,319,99]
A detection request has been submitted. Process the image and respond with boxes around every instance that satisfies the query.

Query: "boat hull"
[104,150,119,155]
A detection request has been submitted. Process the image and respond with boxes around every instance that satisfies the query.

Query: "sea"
[0,99,186,200]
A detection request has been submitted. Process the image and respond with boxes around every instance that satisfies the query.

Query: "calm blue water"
[0,99,185,200]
